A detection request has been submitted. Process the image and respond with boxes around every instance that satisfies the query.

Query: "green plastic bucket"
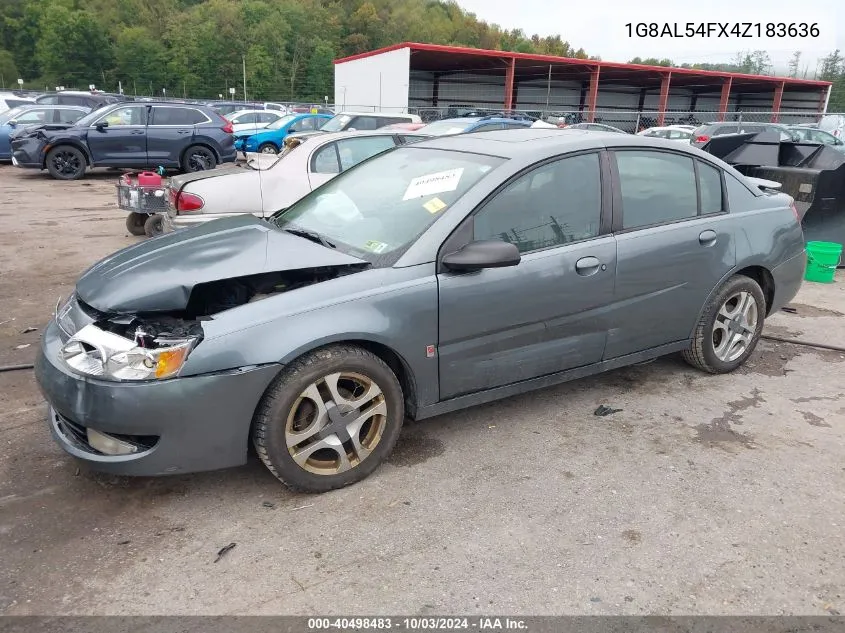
[805,241,842,283]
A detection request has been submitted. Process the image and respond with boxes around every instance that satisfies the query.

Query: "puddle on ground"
[694,388,761,449]
[801,411,831,427]
[740,340,845,377]
[784,303,844,318]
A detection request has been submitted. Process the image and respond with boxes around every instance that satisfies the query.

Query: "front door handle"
[177,129,191,135]
[575,256,602,276]
[699,230,717,246]
[130,130,145,135]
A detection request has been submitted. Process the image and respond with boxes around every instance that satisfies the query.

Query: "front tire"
[683,274,766,374]
[252,345,405,493]
[257,142,278,155]
[181,145,217,173]
[45,146,86,180]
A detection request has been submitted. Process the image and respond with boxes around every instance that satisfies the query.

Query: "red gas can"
[137,171,162,187]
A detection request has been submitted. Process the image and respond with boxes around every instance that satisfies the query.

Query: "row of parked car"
[578,119,845,152]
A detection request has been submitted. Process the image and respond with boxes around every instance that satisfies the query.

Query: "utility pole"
[242,55,247,102]
[545,64,552,111]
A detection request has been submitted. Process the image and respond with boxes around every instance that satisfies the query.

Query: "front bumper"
[12,139,44,169]
[10,137,43,168]
[35,318,281,476]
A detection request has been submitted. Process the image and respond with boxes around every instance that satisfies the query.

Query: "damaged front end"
[58,264,365,382]
[58,300,204,381]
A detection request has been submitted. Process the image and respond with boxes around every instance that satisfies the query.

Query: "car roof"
[230,109,272,115]
[334,111,416,117]
[407,128,719,159]
[644,126,692,132]
[300,129,420,144]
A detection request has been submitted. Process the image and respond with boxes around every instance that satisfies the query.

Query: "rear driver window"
[616,151,697,229]
[697,161,724,214]
[152,107,208,125]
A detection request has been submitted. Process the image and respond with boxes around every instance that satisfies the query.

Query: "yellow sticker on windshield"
[423,197,447,214]
[364,240,389,254]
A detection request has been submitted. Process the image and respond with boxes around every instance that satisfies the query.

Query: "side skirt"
[415,340,691,420]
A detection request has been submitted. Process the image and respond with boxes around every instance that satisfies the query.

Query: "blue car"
[234,113,332,154]
[417,115,533,136]
[1,104,90,160]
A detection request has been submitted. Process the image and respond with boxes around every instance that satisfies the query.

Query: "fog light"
[86,428,139,455]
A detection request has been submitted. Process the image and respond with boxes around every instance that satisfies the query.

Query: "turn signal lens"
[155,344,193,379]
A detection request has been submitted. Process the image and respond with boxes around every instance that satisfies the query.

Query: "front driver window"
[473,153,602,253]
[98,106,146,126]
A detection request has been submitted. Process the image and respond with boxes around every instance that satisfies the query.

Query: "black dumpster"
[701,131,845,251]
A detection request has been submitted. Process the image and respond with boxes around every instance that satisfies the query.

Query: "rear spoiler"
[746,176,783,193]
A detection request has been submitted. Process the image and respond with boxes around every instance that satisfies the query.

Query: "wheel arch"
[273,337,420,419]
[690,261,776,338]
[180,141,220,166]
[42,140,91,168]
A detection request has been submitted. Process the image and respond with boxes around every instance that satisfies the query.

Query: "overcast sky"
[455,0,843,75]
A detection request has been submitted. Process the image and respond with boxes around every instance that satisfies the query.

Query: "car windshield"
[0,105,32,124]
[418,119,476,136]
[272,147,505,262]
[266,114,298,130]
[320,114,352,132]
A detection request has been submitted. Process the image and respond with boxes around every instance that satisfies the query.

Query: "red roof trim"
[333,42,831,88]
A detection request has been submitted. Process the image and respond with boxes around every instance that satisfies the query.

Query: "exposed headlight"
[60,323,197,381]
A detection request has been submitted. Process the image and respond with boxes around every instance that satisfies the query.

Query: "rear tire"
[252,345,405,493]
[125,212,146,236]
[683,274,766,374]
[143,214,165,237]
[257,142,278,154]
[181,145,217,173]
[45,146,86,180]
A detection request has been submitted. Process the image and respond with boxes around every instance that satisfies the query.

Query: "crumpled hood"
[76,215,367,313]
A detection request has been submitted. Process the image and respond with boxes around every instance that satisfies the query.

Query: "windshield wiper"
[284,227,336,249]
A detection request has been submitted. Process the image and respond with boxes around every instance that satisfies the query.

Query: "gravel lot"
[1,163,844,616]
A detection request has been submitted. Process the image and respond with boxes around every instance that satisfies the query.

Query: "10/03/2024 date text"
[625,22,820,38]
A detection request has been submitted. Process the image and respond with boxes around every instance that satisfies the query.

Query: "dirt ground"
[1,163,844,616]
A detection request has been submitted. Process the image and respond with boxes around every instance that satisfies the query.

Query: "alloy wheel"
[187,149,214,171]
[712,290,759,362]
[52,150,82,176]
[259,145,277,154]
[285,372,387,476]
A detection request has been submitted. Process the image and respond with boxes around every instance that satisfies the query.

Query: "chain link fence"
[399,107,834,132]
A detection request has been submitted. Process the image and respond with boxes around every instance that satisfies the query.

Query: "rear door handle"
[699,230,717,246]
[130,130,145,135]
[575,256,603,276]
[177,129,191,135]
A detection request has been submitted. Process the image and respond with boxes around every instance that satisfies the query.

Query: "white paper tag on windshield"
[403,168,464,201]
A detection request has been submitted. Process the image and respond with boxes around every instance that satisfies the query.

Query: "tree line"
[1,0,843,111]
[0,0,588,101]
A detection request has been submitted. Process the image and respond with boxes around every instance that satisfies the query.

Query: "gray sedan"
[35,129,806,493]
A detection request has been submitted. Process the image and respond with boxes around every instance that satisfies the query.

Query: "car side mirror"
[442,240,520,272]
[95,120,109,130]
[7,120,16,127]
[348,127,357,132]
